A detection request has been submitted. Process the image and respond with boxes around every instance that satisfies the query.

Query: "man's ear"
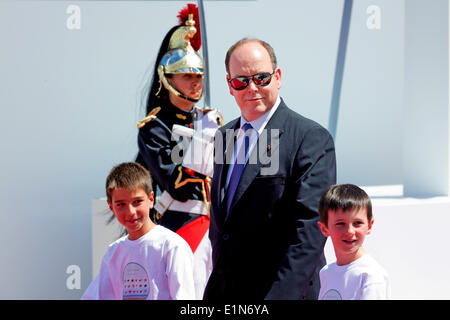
[318,221,330,237]
[274,67,282,90]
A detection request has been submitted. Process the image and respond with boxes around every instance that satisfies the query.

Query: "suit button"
[222,233,229,240]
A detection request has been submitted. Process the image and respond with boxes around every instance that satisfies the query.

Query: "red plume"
[177,3,201,51]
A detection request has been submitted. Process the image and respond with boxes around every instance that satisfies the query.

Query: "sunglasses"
[228,71,276,91]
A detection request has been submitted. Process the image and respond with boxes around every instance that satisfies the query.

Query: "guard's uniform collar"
[162,102,195,124]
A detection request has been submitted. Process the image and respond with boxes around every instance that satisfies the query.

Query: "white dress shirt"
[225,95,281,189]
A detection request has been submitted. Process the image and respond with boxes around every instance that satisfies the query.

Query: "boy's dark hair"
[106,162,153,203]
[318,184,372,226]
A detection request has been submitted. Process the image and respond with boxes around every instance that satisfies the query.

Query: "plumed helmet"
[156,4,204,103]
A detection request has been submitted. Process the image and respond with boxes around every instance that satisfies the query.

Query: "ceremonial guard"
[136,4,222,299]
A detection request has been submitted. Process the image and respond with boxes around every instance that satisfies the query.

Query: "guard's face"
[227,41,281,122]
[167,73,203,102]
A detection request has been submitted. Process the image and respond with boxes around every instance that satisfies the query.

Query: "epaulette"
[216,110,224,126]
[137,107,161,129]
[195,105,213,114]
[194,105,223,126]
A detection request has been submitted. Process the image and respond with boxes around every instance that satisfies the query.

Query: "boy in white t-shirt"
[317,184,390,300]
[82,162,195,300]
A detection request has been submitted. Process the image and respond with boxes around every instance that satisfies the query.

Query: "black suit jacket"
[204,99,336,300]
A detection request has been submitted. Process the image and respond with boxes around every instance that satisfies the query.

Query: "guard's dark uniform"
[137,98,221,230]
[137,97,221,300]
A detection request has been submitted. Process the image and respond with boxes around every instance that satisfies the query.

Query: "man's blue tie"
[225,123,253,214]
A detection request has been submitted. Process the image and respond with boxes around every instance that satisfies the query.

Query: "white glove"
[172,124,215,177]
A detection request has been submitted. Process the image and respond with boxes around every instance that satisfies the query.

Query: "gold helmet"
[157,5,204,103]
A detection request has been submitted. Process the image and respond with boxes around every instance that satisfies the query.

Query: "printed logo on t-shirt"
[322,289,342,300]
[122,262,149,300]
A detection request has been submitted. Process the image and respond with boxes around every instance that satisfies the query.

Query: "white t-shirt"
[82,225,195,300]
[319,253,391,300]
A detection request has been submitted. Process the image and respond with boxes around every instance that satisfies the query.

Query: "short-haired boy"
[82,162,195,300]
[317,184,390,300]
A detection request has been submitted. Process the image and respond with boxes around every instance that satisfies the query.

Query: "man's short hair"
[318,184,372,226]
[225,38,278,75]
[105,162,153,203]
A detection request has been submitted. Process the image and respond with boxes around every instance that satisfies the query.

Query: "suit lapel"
[225,101,286,221]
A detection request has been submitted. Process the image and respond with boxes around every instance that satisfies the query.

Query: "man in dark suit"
[203,38,337,300]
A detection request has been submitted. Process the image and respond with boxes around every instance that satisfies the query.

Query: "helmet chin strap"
[173,88,201,103]
[160,73,202,103]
